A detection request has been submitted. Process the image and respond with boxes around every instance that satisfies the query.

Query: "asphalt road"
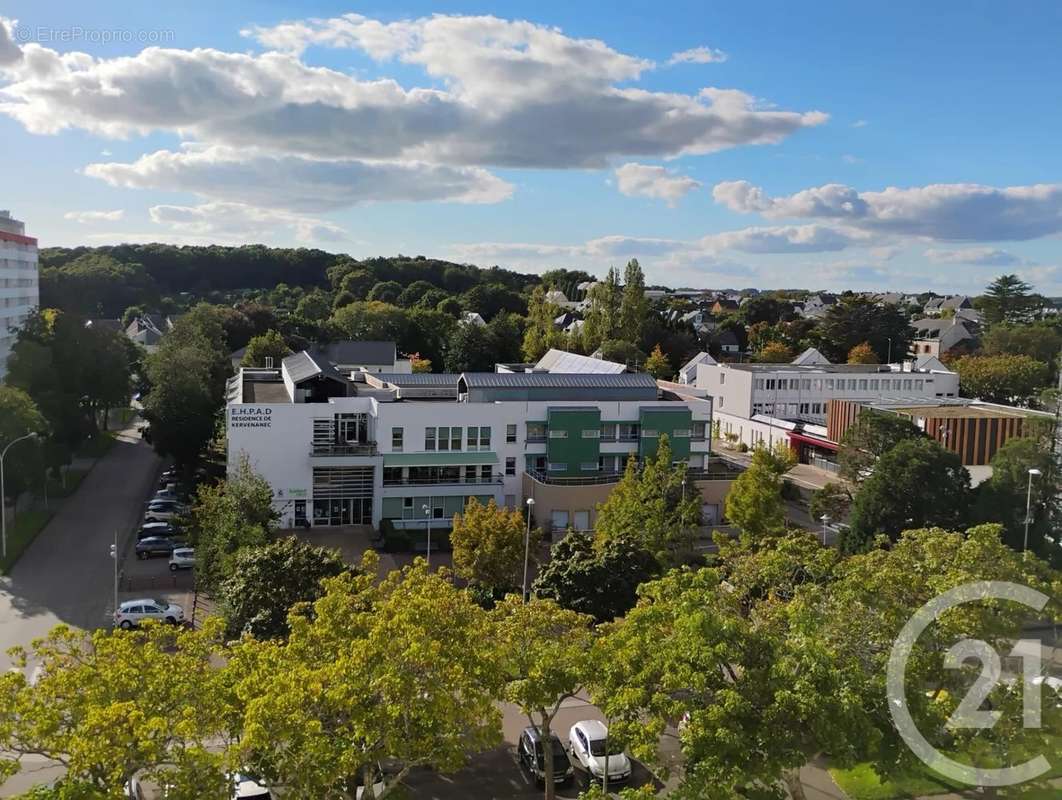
[0,430,160,671]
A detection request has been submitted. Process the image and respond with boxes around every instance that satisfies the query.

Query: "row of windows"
[0,277,36,288]
[383,459,519,485]
[753,376,928,392]
[388,421,705,452]
[391,424,518,452]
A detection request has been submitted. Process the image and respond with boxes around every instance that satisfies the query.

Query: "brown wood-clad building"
[827,399,1041,467]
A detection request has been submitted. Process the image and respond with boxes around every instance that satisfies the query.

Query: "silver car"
[114,598,185,629]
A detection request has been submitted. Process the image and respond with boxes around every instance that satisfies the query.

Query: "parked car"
[153,489,181,502]
[137,522,178,540]
[136,536,186,560]
[568,720,631,784]
[169,547,195,571]
[519,726,574,786]
[232,773,272,799]
[144,501,186,522]
[114,598,185,629]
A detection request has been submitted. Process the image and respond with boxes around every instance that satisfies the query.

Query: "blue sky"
[2,1,1061,293]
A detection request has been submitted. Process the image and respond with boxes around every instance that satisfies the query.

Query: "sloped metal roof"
[534,348,627,374]
[459,372,657,389]
[373,373,462,386]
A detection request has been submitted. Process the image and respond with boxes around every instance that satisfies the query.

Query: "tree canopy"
[952,354,1051,405]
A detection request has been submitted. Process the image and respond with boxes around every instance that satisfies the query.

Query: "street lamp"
[1,432,39,560]
[523,497,535,601]
[109,531,119,619]
[422,503,432,570]
[820,514,831,547]
[886,337,893,364]
[1023,468,1042,559]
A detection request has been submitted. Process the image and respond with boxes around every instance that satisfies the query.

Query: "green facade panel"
[546,407,602,477]
[638,407,693,462]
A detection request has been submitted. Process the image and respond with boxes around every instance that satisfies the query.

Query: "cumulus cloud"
[614,162,700,205]
[924,247,1022,267]
[149,201,346,243]
[0,15,826,171]
[712,180,1062,241]
[668,46,728,65]
[63,209,124,223]
[85,147,513,211]
[0,18,22,66]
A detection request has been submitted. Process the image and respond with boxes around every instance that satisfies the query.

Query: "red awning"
[787,431,839,451]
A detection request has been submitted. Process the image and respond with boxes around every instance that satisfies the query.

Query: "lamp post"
[820,514,831,547]
[1,432,38,560]
[886,337,893,364]
[109,531,119,619]
[422,503,432,570]
[1023,468,1042,559]
[523,497,535,601]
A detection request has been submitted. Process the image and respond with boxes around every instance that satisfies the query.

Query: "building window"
[580,462,599,471]
[547,462,567,472]
[425,427,436,451]
[504,494,516,509]
[550,511,570,531]
[870,379,879,390]
[481,465,492,481]
[618,423,640,440]
[802,379,811,390]
[800,403,809,414]
[825,379,834,390]
[581,429,600,439]
[692,421,707,440]
[467,426,491,451]
[465,465,477,483]
[549,429,568,439]
[641,429,658,438]
[505,457,516,476]
[436,426,462,451]
[673,428,691,438]
[914,379,924,390]
[383,467,404,484]
[526,422,546,441]
[719,373,725,385]
[600,422,617,441]
[903,379,912,391]
[506,424,517,443]
[573,510,590,531]
[391,427,403,451]
[766,379,775,390]
[755,379,764,389]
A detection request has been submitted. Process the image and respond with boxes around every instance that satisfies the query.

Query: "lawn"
[831,736,1062,799]
[43,467,89,499]
[77,432,117,459]
[0,509,55,575]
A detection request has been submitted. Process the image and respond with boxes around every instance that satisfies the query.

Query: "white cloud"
[712,180,1062,241]
[924,247,1023,267]
[85,147,513,212]
[852,119,868,128]
[0,15,826,171]
[0,18,22,66]
[841,154,862,164]
[614,162,700,206]
[148,201,346,243]
[668,46,728,65]
[63,209,124,223]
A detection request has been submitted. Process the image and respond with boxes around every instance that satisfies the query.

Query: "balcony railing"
[310,442,378,457]
[526,435,547,444]
[527,464,741,487]
[383,475,504,487]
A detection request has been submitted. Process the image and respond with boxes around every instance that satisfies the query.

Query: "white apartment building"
[694,356,961,458]
[0,211,38,380]
[226,346,722,534]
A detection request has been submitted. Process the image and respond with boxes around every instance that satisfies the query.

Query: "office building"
[0,211,38,381]
[226,344,726,535]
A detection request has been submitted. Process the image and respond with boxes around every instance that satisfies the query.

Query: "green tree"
[219,537,349,639]
[756,341,793,363]
[808,481,852,524]
[443,321,497,372]
[330,301,411,344]
[0,386,47,504]
[812,296,912,363]
[723,444,794,540]
[843,437,971,551]
[973,436,1058,558]
[981,323,1062,373]
[366,281,403,304]
[491,596,595,800]
[952,353,1050,405]
[846,341,878,364]
[594,436,701,563]
[450,498,537,595]
[231,555,502,800]
[189,458,278,592]
[739,296,794,326]
[582,267,622,352]
[838,409,923,485]
[460,283,527,319]
[337,268,376,299]
[435,296,464,318]
[521,286,566,362]
[0,620,234,798]
[619,259,649,344]
[142,342,219,469]
[293,290,331,322]
[240,330,292,368]
[532,532,659,623]
[981,273,1041,325]
[395,280,438,308]
[596,339,645,368]
[643,344,672,379]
